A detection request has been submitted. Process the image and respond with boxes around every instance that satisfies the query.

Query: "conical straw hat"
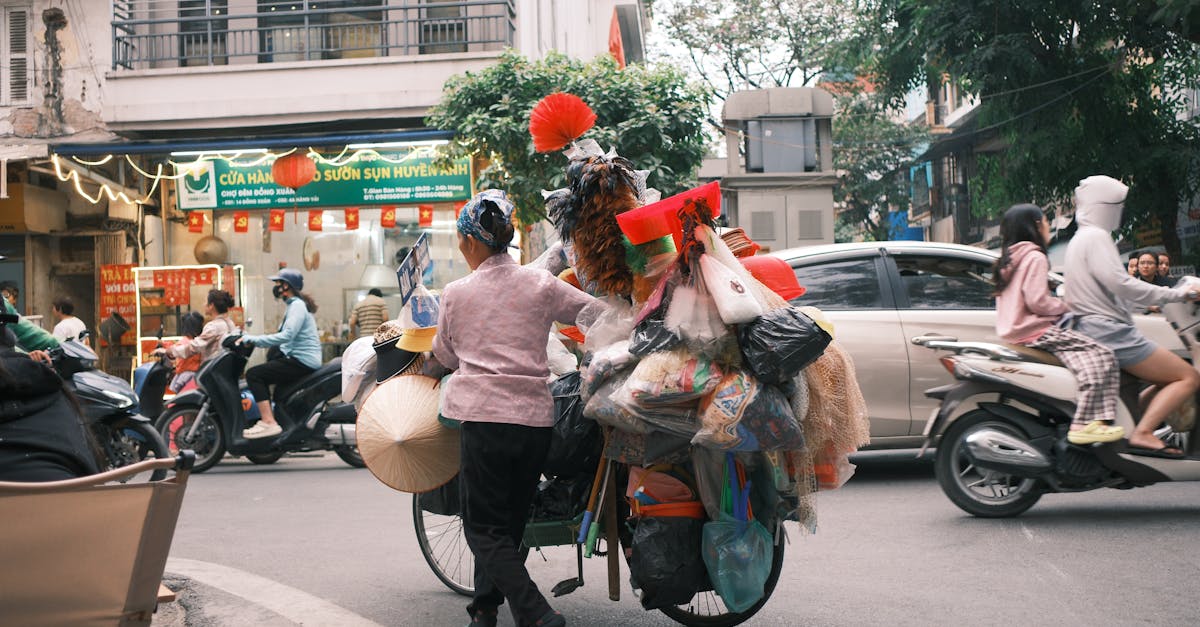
[357,374,459,493]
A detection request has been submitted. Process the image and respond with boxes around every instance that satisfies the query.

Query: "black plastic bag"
[629,516,710,609]
[630,318,682,356]
[530,474,593,521]
[737,307,832,385]
[544,372,602,478]
[417,473,461,516]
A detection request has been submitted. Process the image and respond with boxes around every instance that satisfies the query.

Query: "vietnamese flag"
[419,204,434,228]
[381,205,396,228]
[345,207,359,230]
[233,211,250,233]
[269,209,286,232]
[308,210,324,231]
[187,211,204,233]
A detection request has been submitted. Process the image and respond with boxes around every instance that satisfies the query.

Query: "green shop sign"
[175,152,472,210]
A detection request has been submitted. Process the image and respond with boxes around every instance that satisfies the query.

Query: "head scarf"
[456,189,515,247]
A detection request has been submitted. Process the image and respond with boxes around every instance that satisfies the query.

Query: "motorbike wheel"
[246,452,284,465]
[935,409,1044,518]
[335,446,365,468]
[100,420,171,483]
[156,405,226,473]
[412,495,475,596]
[652,527,785,627]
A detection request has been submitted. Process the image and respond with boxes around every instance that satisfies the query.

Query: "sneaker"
[1067,421,1125,445]
[534,610,566,627]
[243,422,282,439]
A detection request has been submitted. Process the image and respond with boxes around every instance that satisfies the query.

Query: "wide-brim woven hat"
[357,374,459,493]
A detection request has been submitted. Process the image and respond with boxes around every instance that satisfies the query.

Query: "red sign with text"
[99,264,137,346]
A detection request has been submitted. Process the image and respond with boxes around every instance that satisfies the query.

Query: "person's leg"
[243,357,311,436]
[459,421,555,626]
[1029,327,1121,429]
[1123,347,1200,451]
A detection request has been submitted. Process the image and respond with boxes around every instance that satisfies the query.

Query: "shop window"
[258,0,383,63]
[1,6,29,105]
[179,0,228,66]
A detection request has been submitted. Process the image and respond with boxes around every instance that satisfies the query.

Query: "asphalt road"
[158,451,1200,626]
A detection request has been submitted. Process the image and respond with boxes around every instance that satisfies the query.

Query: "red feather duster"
[529,93,597,153]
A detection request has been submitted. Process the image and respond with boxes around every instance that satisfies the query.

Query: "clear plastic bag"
[579,297,638,355]
[700,253,764,325]
[401,284,440,328]
[692,371,804,452]
[624,348,724,406]
[701,454,773,613]
[583,369,651,434]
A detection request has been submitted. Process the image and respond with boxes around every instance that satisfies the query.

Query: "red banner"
[187,211,204,233]
[233,211,250,233]
[381,205,397,228]
[454,200,467,217]
[308,210,324,231]
[345,207,359,230]
[418,204,434,228]
[99,264,136,346]
[269,209,286,232]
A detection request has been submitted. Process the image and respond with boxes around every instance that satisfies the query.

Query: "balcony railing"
[112,1,515,71]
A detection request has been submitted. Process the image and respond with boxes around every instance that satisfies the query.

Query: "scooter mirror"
[245,317,253,329]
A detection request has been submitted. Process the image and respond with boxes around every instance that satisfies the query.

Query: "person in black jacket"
[0,327,102,482]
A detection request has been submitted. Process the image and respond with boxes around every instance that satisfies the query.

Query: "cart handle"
[0,451,196,492]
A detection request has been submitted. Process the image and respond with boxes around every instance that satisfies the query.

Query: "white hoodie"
[1063,175,1190,324]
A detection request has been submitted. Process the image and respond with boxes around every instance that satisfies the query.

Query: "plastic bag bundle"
[581,340,636,398]
[701,454,773,613]
[625,349,724,406]
[340,336,377,410]
[692,371,804,451]
[583,370,651,434]
[700,254,764,325]
[579,297,637,355]
[664,284,729,352]
[629,516,709,610]
[613,383,701,437]
[401,284,440,328]
[737,306,832,385]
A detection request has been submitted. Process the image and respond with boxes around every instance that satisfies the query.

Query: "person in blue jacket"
[239,269,321,439]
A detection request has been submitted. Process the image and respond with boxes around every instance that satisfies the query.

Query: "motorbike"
[913,285,1200,518]
[155,333,362,473]
[49,332,172,482]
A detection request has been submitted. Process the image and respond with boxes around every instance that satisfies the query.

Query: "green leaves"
[426,51,709,226]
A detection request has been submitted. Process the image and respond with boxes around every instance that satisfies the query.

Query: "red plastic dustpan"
[616,181,720,250]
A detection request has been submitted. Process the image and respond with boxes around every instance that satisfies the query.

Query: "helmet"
[268,268,304,293]
[739,255,806,301]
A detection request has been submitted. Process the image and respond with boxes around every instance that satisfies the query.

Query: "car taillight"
[940,356,957,375]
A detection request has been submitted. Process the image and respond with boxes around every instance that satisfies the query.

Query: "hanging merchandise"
[692,371,805,452]
[701,454,774,614]
[738,306,833,385]
[624,348,724,407]
[626,465,709,610]
[544,372,602,479]
[699,254,763,325]
[583,369,651,434]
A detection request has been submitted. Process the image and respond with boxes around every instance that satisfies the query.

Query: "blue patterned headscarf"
[456,189,515,247]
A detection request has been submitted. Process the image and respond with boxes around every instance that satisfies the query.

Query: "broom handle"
[604,461,621,601]
[577,429,611,544]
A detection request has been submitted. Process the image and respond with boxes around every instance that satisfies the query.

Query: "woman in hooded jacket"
[994,204,1123,444]
[1063,175,1200,457]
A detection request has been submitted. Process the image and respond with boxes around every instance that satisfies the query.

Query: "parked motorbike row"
[915,279,1200,518]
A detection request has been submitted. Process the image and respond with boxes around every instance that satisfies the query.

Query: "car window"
[792,257,883,309]
[895,255,995,310]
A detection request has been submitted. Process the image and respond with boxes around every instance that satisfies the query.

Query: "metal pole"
[206,0,214,66]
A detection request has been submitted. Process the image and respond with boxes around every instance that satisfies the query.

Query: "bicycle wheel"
[412,495,475,596]
[655,527,787,627]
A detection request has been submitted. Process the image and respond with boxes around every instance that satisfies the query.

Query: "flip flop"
[1126,444,1186,459]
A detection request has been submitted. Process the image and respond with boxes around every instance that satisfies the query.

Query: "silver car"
[775,240,1181,450]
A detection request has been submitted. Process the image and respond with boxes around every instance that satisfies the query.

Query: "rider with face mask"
[239,269,321,439]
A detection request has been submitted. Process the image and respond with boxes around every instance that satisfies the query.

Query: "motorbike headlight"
[101,389,135,409]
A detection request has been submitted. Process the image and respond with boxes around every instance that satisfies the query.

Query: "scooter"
[155,333,362,473]
[913,282,1200,517]
[49,332,172,482]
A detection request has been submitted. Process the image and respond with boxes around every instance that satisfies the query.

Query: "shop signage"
[175,152,472,211]
[99,264,136,346]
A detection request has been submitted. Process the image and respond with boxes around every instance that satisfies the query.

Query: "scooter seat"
[275,358,341,401]
[1002,344,1064,368]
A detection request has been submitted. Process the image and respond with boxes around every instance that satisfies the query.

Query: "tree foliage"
[654,0,925,241]
[425,50,709,226]
[858,0,1200,252]
[832,93,928,241]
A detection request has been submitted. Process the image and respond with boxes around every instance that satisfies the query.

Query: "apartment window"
[2,6,29,105]
[258,0,384,63]
[420,0,466,54]
[179,1,228,66]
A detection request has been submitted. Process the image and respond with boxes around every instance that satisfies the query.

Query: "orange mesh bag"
[796,341,870,492]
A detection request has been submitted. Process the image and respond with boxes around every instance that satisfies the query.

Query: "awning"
[52,129,456,157]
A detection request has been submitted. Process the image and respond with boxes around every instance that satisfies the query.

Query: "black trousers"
[245,356,313,404]
[460,421,553,626]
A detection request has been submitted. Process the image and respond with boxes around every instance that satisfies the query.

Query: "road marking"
[167,557,384,627]
[1020,523,1038,542]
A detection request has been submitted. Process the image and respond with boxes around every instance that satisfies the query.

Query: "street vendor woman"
[430,189,594,627]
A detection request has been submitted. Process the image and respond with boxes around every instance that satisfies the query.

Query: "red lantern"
[272,151,317,189]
